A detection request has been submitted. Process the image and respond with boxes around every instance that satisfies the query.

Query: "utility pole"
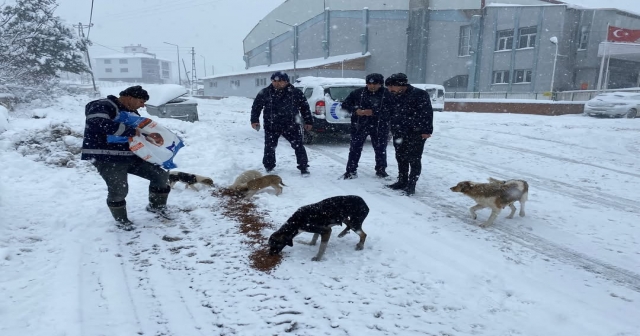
[190,47,197,94]
[182,59,191,86]
[163,42,181,86]
[73,22,98,95]
[200,55,207,77]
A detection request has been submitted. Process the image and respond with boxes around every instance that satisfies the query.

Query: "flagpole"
[596,23,609,92]
[604,43,612,90]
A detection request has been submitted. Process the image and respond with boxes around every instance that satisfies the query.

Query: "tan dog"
[450,178,529,227]
[228,169,263,190]
[237,175,286,199]
[169,171,214,190]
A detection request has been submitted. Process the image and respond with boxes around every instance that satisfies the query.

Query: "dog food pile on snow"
[212,188,282,272]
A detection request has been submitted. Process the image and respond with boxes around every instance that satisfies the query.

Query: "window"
[120,68,129,73]
[493,70,510,84]
[230,80,240,87]
[162,70,170,78]
[119,59,128,64]
[513,69,533,83]
[459,26,471,56]
[496,30,514,51]
[443,75,469,89]
[104,59,111,64]
[105,68,112,73]
[209,81,218,88]
[303,88,313,99]
[578,27,589,50]
[255,78,266,86]
[518,27,537,49]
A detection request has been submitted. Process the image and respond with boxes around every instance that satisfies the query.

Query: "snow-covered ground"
[1,93,639,336]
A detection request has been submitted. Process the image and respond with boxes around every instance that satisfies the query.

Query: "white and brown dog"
[169,171,214,190]
[236,175,286,199]
[450,178,528,227]
[228,169,263,191]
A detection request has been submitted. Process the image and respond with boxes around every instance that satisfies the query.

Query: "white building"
[93,45,173,84]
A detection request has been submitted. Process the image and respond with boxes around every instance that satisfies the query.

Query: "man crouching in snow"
[81,86,172,231]
[268,195,369,261]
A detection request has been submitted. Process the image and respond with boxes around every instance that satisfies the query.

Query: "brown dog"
[450,178,528,227]
[237,174,286,199]
[228,169,263,190]
[169,171,214,190]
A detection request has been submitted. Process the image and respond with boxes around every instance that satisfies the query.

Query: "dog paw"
[519,212,525,217]
[337,232,347,238]
[506,215,514,219]
[479,222,490,228]
[311,256,321,261]
[355,244,364,251]
[471,214,477,220]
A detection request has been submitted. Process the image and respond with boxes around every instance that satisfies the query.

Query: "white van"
[412,84,446,111]
[293,76,366,144]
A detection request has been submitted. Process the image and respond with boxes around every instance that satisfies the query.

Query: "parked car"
[412,84,446,111]
[583,92,640,118]
[144,84,199,122]
[293,76,365,144]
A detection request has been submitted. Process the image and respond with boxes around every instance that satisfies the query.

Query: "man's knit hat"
[384,73,409,87]
[119,85,149,100]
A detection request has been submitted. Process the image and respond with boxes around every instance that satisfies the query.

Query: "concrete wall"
[94,58,143,80]
[445,101,585,115]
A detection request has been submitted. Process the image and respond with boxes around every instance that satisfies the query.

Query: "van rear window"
[325,86,362,102]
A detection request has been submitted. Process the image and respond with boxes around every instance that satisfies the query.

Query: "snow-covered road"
[1,95,639,336]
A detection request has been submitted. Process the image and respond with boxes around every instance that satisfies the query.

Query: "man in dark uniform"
[250,71,314,175]
[81,86,172,230]
[340,73,393,179]
[385,73,433,196]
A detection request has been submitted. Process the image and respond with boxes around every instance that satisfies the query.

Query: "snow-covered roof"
[202,52,371,80]
[486,0,640,16]
[94,53,171,62]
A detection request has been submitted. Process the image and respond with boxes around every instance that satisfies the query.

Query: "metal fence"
[445,87,640,102]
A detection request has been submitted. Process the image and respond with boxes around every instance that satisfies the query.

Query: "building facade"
[93,45,173,84]
[202,0,640,98]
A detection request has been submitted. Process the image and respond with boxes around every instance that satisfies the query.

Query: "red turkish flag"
[607,26,640,43]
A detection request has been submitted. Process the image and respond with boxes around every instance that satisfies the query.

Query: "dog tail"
[488,177,502,184]
[280,181,286,187]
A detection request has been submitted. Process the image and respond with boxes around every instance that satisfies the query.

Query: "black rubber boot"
[146,192,175,220]
[387,175,408,190]
[108,205,135,231]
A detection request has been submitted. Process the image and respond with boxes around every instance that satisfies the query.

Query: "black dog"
[268,195,369,261]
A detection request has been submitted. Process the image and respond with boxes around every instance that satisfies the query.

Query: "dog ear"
[286,239,293,247]
[461,181,473,191]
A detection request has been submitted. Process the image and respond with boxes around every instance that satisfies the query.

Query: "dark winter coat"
[341,86,392,133]
[388,85,433,136]
[250,83,313,131]
[81,95,138,163]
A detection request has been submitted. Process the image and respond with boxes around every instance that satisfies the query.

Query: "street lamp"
[163,41,182,86]
[275,19,298,79]
[549,36,558,94]
[200,55,207,77]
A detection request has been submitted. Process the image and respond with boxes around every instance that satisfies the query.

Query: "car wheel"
[303,129,315,144]
[626,108,637,119]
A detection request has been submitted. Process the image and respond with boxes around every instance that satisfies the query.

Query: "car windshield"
[325,86,362,102]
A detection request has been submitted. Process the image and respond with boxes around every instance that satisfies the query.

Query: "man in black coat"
[385,73,433,196]
[81,86,172,230]
[251,71,314,175]
[340,73,393,179]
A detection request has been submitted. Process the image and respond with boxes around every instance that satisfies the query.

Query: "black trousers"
[93,158,170,207]
[346,124,389,174]
[263,124,309,171]
[392,133,426,183]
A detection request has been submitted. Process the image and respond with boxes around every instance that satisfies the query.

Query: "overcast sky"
[55,0,284,78]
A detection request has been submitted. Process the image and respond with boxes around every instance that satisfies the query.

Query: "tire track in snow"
[439,133,640,179]
[309,145,640,293]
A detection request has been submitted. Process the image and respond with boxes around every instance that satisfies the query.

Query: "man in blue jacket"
[385,73,433,196]
[81,86,171,230]
[340,73,392,179]
[251,71,314,175]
